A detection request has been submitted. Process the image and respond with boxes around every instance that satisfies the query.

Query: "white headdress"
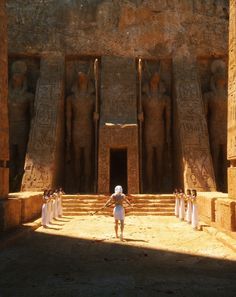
[114,185,123,194]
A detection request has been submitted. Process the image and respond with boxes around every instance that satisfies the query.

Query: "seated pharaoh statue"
[66,71,97,193]
[8,60,34,191]
[141,71,171,193]
[203,59,227,191]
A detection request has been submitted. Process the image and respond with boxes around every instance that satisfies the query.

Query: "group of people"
[174,188,198,230]
[41,188,65,228]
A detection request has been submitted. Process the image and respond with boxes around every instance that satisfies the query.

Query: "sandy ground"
[0,215,236,297]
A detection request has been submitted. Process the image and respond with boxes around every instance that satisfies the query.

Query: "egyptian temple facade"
[1,0,236,231]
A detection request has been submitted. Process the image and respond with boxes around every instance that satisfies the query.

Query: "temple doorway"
[109,149,127,193]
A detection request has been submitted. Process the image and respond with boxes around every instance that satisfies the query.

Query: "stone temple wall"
[228,0,236,199]
[0,0,9,198]
[4,0,229,193]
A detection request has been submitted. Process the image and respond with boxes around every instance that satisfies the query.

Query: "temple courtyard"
[0,215,236,297]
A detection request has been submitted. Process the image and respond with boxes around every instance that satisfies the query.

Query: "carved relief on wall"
[8,58,39,191]
[140,60,172,193]
[200,58,228,191]
[65,59,97,193]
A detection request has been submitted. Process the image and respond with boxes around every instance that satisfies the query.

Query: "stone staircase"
[62,194,175,216]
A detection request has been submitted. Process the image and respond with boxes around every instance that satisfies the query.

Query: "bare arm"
[124,196,132,207]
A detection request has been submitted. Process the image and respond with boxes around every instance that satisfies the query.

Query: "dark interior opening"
[110,149,127,194]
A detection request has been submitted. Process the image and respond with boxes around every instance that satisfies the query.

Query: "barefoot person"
[103,185,132,240]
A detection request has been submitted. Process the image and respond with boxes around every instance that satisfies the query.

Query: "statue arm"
[165,96,171,144]
[203,93,209,118]
[66,96,72,147]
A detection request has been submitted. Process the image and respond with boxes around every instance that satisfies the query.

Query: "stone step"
[62,194,175,216]
[62,195,174,200]
[62,208,175,213]
[63,212,175,216]
[62,201,175,208]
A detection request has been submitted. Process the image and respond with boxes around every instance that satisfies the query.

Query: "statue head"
[11,60,27,90]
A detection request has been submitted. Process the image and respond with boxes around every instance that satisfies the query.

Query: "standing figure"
[142,72,171,193]
[66,71,96,193]
[174,188,179,217]
[178,188,185,221]
[8,61,34,191]
[41,190,49,228]
[103,185,132,241]
[57,187,65,217]
[204,60,227,191]
[191,189,198,230]
[185,189,192,224]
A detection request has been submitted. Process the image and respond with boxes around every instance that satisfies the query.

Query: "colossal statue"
[204,59,227,191]
[141,71,171,193]
[66,71,96,193]
[8,61,34,191]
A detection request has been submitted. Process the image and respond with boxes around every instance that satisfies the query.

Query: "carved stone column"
[0,0,9,198]
[173,51,216,191]
[21,53,65,191]
[228,0,236,199]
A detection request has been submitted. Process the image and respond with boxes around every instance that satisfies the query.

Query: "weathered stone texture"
[197,195,217,224]
[228,166,236,198]
[21,53,65,191]
[8,192,42,223]
[98,56,139,193]
[215,198,236,231]
[98,124,139,194]
[228,0,236,198]
[173,52,216,191]
[0,0,9,198]
[0,198,21,232]
[7,1,228,58]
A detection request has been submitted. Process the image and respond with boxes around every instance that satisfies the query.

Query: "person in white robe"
[41,190,49,228]
[191,189,198,230]
[185,189,192,224]
[178,188,185,221]
[174,188,179,217]
[103,185,132,241]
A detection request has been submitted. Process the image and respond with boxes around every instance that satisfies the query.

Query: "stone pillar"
[228,0,236,199]
[98,56,139,194]
[0,0,9,199]
[173,51,216,191]
[21,53,65,191]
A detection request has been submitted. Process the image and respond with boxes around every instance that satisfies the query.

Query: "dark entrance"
[110,149,127,193]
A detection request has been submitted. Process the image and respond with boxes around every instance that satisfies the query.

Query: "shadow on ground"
[0,225,236,297]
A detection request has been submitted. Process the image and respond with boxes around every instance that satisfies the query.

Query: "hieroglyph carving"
[204,59,227,191]
[173,55,216,191]
[22,54,65,191]
[0,0,9,198]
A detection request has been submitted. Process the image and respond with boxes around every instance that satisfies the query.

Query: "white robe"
[191,200,198,229]
[185,196,192,223]
[54,196,58,218]
[113,205,125,220]
[179,194,185,220]
[41,203,47,226]
[174,195,180,217]
[46,200,51,225]
[57,193,63,216]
